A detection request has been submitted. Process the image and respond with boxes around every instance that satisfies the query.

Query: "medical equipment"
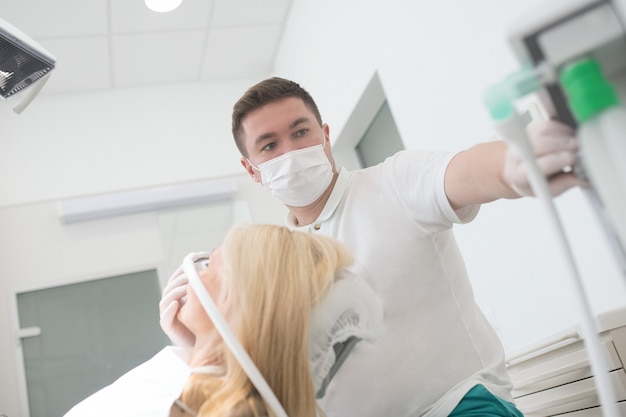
[0,17,55,113]
[484,1,626,415]
[307,267,383,399]
[505,306,626,415]
[484,75,621,417]
[561,58,626,268]
[507,0,626,261]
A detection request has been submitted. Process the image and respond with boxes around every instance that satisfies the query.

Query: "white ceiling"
[0,0,292,97]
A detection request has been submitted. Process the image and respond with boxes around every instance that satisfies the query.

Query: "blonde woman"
[64,224,382,417]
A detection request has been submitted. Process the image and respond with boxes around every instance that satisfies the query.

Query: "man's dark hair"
[232,77,323,157]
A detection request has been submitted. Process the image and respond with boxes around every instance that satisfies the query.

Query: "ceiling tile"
[39,37,112,95]
[112,30,206,87]
[212,0,292,26]
[1,0,292,96]
[0,0,108,38]
[110,0,214,33]
[201,25,282,80]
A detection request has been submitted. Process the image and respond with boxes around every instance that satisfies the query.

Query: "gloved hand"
[503,119,588,197]
[159,265,195,348]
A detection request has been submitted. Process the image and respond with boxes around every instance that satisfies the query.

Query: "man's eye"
[261,142,276,152]
[294,128,309,137]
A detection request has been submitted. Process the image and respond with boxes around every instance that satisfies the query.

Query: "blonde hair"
[178,224,353,417]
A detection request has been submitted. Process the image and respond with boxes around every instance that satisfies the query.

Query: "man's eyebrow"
[254,131,277,145]
[289,117,312,129]
[253,117,313,145]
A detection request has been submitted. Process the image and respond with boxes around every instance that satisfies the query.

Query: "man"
[161,77,583,416]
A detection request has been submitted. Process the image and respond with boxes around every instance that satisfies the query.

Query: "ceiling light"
[145,0,183,12]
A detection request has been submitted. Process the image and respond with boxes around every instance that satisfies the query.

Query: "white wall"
[0,80,286,417]
[0,80,253,207]
[273,0,626,352]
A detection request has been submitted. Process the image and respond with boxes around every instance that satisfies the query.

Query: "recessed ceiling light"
[145,0,182,13]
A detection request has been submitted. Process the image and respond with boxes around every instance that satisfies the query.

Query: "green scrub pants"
[449,384,524,417]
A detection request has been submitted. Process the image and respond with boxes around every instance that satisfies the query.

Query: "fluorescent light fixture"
[58,178,237,224]
[145,0,183,12]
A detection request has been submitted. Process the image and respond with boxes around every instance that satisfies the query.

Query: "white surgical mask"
[250,142,334,207]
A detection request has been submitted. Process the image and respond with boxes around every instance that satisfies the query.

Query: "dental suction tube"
[560,59,626,266]
[182,252,289,417]
[484,73,621,417]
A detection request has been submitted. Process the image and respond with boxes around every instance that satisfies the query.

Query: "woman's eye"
[195,257,210,271]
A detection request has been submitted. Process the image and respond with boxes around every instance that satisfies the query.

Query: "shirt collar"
[286,167,352,228]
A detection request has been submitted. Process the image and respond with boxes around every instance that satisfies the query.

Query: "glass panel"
[17,270,169,417]
[356,101,405,168]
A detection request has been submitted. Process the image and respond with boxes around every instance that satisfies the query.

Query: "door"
[16,270,169,417]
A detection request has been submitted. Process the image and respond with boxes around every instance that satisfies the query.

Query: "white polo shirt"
[289,150,513,417]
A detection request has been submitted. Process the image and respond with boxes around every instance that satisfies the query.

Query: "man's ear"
[323,123,331,146]
[241,157,261,183]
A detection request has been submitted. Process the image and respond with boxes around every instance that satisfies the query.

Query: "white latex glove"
[159,265,195,348]
[503,120,587,197]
